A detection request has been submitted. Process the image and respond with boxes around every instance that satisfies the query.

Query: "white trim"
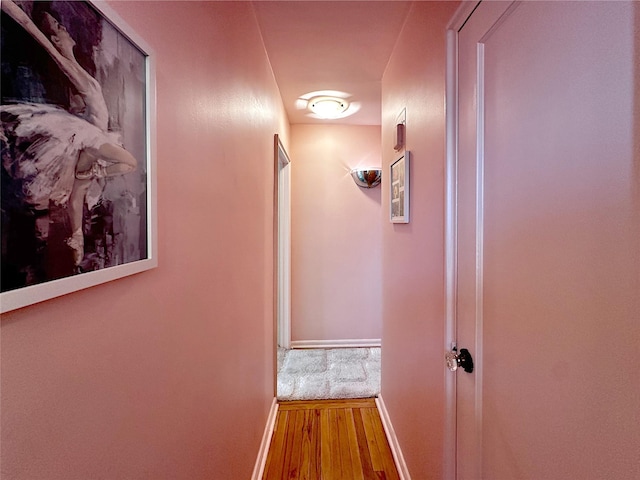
[444,2,481,478]
[276,136,291,349]
[290,339,381,349]
[444,26,459,480]
[473,40,486,480]
[375,396,411,480]
[446,0,480,31]
[251,397,279,480]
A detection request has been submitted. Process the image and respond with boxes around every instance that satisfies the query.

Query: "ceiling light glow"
[308,96,349,119]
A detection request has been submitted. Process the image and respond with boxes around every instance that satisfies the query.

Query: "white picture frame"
[390,151,410,223]
[1,0,157,313]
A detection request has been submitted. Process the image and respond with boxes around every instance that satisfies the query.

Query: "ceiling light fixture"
[308,96,349,119]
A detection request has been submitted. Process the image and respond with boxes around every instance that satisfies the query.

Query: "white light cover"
[308,96,349,119]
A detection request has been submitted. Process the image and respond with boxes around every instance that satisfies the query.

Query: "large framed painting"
[390,151,410,223]
[1,0,157,313]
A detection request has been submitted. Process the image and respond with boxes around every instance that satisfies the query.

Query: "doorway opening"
[272,134,381,401]
[275,134,291,352]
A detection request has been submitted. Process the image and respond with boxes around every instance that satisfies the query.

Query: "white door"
[452,1,639,478]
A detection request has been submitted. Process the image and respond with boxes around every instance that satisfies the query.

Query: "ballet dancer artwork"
[1,0,156,313]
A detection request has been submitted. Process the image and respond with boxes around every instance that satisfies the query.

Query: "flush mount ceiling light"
[307,96,349,119]
[296,90,359,120]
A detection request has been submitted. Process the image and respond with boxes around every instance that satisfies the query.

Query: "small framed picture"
[390,151,410,223]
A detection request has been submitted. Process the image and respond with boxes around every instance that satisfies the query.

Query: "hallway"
[2,1,638,479]
[262,399,399,480]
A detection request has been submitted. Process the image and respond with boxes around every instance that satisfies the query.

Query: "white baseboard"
[290,338,381,349]
[375,396,411,480]
[251,397,279,480]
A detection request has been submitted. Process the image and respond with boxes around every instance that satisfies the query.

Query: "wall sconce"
[394,108,406,152]
[394,123,405,151]
[350,168,382,188]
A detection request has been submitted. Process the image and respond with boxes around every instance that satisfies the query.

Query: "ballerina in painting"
[1,0,137,272]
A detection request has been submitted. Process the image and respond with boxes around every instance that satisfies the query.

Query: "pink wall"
[380,2,459,479]
[0,2,288,479]
[290,124,382,342]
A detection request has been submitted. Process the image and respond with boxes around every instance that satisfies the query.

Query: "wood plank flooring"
[262,398,400,480]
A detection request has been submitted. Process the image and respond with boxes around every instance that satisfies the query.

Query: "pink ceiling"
[253,1,412,125]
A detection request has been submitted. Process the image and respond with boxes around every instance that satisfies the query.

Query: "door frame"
[274,134,291,351]
[444,2,481,479]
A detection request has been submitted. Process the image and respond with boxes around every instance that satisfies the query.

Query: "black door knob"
[458,348,474,373]
[445,347,474,373]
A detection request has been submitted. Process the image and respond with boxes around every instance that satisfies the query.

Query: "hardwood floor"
[262,398,400,480]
